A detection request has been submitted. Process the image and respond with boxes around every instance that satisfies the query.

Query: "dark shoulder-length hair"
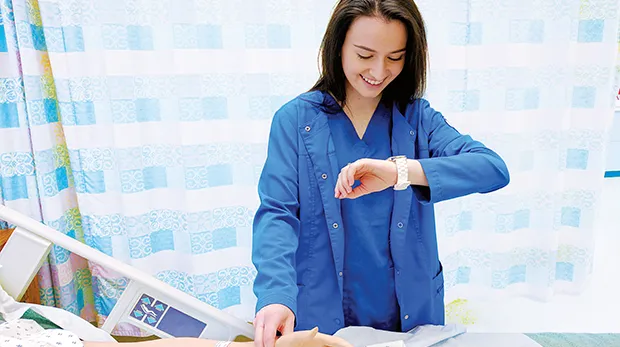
[310,0,428,111]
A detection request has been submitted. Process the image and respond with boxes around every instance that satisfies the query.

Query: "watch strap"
[388,155,410,190]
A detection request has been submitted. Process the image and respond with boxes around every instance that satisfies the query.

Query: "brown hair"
[311,0,428,110]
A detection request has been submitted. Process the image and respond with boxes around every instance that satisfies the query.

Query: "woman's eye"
[389,55,404,61]
[357,54,372,60]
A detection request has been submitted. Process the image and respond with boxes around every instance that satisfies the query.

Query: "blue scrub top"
[327,101,400,331]
[252,90,510,334]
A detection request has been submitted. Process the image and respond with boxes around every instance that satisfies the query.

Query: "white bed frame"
[0,204,255,341]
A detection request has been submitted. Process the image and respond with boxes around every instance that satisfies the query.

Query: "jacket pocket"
[433,262,444,296]
[431,262,446,325]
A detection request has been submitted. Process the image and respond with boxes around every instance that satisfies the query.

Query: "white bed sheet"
[439,333,541,347]
[334,325,542,347]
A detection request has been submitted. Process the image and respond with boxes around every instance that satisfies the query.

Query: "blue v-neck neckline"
[337,102,389,147]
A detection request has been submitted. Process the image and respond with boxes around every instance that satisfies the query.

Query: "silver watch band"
[388,155,410,190]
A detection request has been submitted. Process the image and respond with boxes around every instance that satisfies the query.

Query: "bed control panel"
[128,293,208,338]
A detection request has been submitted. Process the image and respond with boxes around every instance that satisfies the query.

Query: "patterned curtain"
[0,0,617,334]
[416,0,619,322]
[0,0,98,323]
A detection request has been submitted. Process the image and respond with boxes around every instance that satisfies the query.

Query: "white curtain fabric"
[417,0,618,303]
[0,0,617,334]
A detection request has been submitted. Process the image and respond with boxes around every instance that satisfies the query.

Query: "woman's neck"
[343,84,382,121]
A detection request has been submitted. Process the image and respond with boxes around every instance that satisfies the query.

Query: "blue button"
[335,318,341,325]
[396,269,401,275]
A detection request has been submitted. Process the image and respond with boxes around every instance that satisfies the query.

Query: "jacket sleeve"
[412,99,510,204]
[252,102,300,318]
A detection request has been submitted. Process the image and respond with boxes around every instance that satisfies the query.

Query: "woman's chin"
[353,84,384,100]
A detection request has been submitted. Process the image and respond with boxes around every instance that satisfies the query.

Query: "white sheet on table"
[333,324,542,347]
[334,324,467,347]
[439,333,542,347]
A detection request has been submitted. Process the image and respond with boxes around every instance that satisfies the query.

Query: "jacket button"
[321,173,328,180]
[332,223,339,229]
[396,269,401,275]
[305,126,311,132]
[335,318,341,325]
[397,222,404,228]
[339,272,343,277]
[404,314,409,320]
[410,130,415,136]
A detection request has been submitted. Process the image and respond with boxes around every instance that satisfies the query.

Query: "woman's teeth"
[362,75,382,85]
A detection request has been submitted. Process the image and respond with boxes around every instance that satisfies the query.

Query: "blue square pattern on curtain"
[2,0,615,333]
[0,24,8,52]
[0,102,20,127]
[421,0,618,313]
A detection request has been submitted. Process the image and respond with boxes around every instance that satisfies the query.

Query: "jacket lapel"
[299,111,345,295]
[390,104,416,251]
[390,102,416,158]
[298,102,418,296]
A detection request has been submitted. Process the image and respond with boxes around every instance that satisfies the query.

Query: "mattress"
[525,333,620,347]
[437,332,620,346]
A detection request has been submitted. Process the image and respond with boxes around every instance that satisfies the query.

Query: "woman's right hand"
[254,304,296,347]
[275,328,353,347]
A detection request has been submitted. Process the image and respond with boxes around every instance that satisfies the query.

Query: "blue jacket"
[252,91,510,334]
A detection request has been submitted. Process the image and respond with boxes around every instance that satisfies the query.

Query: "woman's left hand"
[334,158,397,199]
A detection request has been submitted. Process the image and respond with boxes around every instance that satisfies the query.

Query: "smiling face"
[341,15,407,102]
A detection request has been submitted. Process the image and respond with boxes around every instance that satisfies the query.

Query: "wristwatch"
[387,155,410,190]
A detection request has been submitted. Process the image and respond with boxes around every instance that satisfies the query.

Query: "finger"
[338,166,350,195]
[338,174,349,197]
[346,162,356,189]
[263,320,279,347]
[281,315,295,335]
[335,172,348,198]
[334,171,343,198]
[342,164,353,193]
[345,184,368,200]
[254,316,265,347]
[334,176,342,198]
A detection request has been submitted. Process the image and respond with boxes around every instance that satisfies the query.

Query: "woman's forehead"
[345,16,407,52]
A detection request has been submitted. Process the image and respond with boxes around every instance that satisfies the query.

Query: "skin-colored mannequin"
[84,328,353,347]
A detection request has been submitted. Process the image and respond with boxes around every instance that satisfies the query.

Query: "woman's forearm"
[406,159,428,186]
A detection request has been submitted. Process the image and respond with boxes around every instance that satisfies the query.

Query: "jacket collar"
[299,96,417,182]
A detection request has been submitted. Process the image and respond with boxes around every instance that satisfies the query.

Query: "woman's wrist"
[406,159,428,186]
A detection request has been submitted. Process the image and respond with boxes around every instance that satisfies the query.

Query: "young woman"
[251,0,510,346]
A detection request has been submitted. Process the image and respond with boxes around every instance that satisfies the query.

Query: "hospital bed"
[0,204,254,342]
[0,204,618,346]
